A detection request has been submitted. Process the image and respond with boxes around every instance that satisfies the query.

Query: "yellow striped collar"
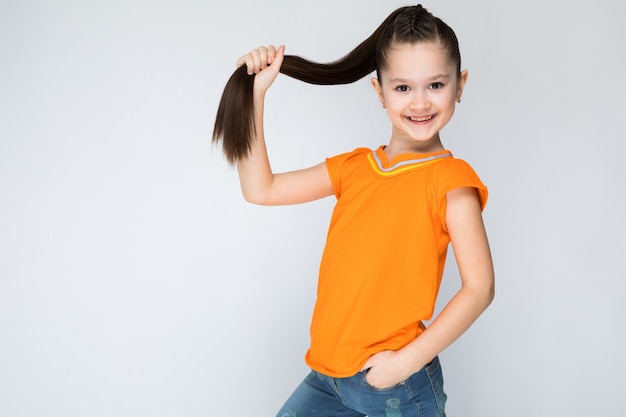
[367,147,453,177]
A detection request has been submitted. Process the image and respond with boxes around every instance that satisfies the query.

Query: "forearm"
[237,90,275,204]
[400,281,494,373]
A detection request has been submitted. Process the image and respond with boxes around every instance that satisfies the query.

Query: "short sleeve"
[436,159,488,229]
[325,148,371,199]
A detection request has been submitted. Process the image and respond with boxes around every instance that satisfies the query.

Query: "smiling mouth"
[408,115,434,122]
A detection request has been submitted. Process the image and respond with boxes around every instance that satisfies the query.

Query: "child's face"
[372,42,467,152]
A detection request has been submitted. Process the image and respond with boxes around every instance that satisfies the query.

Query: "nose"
[410,90,430,110]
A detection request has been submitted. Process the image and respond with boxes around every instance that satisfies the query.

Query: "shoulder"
[326,147,371,163]
[324,147,373,198]
[435,157,488,210]
[436,157,484,183]
[438,156,480,174]
[325,147,372,173]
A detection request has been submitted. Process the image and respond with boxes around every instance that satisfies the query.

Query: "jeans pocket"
[361,369,406,393]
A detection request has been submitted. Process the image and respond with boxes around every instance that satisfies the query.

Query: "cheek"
[387,102,407,116]
[436,93,457,109]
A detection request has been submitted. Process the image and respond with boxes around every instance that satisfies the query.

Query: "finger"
[250,48,264,73]
[270,45,285,68]
[235,55,246,69]
[235,48,260,75]
[266,45,277,64]
[257,46,269,71]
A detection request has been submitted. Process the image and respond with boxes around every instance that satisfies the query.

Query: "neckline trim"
[367,149,453,177]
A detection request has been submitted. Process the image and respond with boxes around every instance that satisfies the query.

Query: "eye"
[429,82,445,90]
[395,85,410,92]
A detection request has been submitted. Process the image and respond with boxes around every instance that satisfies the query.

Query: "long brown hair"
[212,4,461,164]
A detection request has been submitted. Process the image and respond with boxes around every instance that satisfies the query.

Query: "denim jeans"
[276,356,446,417]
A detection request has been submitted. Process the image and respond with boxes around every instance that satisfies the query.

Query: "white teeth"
[410,115,433,122]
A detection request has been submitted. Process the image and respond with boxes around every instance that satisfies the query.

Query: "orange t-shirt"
[304,146,488,377]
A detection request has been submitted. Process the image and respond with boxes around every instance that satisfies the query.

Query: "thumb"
[269,45,285,69]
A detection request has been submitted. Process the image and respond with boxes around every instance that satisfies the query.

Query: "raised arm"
[236,45,334,206]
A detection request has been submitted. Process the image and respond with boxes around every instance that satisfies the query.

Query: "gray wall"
[1,0,625,415]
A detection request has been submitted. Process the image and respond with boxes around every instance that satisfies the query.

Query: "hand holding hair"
[236,45,285,95]
[236,45,282,75]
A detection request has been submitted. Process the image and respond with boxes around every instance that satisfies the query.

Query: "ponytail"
[211,48,377,164]
[212,5,458,164]
[211,39,382,165]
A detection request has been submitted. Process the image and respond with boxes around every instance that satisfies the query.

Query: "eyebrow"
[389,74,451,83]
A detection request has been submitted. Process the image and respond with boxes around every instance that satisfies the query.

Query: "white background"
[1,0,625,416]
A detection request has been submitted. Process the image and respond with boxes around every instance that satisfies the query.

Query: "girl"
[213,4,494,417]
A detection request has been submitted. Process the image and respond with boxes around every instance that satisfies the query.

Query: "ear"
[371,77,385,107]
[456,70,469,102]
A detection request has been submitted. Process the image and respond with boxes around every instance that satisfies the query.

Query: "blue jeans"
[276,356,446,417]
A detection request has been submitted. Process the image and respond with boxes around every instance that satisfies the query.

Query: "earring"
[456,97,462,103]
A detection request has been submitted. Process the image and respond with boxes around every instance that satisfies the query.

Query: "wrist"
[397,342,432,374]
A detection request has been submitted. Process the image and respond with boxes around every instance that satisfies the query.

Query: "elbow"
[484,277,495,307]
[241,190,273,206]
[468,275,495,310]
[487,283,495,306]
[239,179,276,205]
[242,194,265,205]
